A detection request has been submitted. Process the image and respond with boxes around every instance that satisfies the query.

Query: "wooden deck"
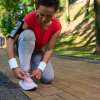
[0,48,100,100]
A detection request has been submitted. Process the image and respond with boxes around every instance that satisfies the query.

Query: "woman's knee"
[19,29,36,41]
[40,73,54,84]
[31,51,44,65]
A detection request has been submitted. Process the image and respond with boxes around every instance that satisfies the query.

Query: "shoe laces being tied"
[19,73,38,90]
[25,73,33,83]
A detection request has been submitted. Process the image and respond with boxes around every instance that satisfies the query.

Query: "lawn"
[51,2,100,58]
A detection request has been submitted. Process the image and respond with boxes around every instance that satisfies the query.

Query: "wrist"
[37,62,47,72]
[37,68,42,73]
[8,58,18,69]
[12,67,18,71]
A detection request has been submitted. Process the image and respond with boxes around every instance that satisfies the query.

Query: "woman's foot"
[19,73,38,90]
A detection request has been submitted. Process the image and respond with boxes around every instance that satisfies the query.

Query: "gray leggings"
[15,29,54,83]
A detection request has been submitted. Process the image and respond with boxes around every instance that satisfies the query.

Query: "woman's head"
[37,0,60,24]
[37,0,60,12]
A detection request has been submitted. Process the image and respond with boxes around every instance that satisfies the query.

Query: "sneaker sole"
[19,80,38,90]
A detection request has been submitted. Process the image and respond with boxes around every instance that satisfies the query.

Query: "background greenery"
[0,0,99,58]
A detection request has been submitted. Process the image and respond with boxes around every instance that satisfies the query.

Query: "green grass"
[59,5,85,24]
[51,35,100,58]
[50,3,100,59]
[53,50,100,58]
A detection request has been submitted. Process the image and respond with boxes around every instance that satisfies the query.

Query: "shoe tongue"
[25,73,30,77]
[25,73,33,82]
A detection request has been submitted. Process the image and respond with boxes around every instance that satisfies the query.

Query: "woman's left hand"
[31,68,42,80]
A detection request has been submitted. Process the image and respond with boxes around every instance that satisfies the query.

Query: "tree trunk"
[94,0,100,54]
[85,0,90,17]
[66,0,70,23]
[33,0,36,11]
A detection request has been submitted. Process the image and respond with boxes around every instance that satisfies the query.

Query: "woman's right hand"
[12,68,25,80]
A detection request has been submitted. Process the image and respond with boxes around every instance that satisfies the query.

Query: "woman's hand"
[12,68,25,80]
[31,68,42,80]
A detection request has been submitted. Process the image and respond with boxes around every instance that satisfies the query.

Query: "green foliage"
[0,0,37,37]
[0,0,20,37]
[84,3,94,20]
[20,0,38,13]
[60,0,66,7]
[0,0,65,37]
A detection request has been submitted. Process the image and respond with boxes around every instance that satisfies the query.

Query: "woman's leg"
[31,50,54,84]
[16,29,36,71]
[14,30,38,90]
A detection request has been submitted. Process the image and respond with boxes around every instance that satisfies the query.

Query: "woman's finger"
[36,75,40,79]
[31,72,36,77]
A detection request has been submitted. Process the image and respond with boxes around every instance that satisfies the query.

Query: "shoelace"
[25,73,34,82]
[25,73,31,78]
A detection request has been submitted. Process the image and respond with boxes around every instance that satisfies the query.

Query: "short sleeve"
[53,17,62,33]
[24,11,35,29]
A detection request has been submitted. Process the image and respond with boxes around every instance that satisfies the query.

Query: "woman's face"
[38,5,56,24]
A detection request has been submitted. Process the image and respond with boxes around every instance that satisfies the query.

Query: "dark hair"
[37,0,60,12]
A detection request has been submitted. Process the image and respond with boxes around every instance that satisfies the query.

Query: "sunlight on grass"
[59,12,67,25]
[70,6,83,20]
[60,6,84,24]
[44,3,98,59]
[53,50,100,58]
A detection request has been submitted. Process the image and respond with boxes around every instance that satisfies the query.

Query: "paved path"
[0,48,100,100]
[0,71,30,100]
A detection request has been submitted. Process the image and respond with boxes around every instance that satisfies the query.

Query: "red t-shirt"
[24,11,62,49]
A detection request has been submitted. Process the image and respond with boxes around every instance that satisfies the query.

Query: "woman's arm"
[7,22,29,60]
[42,30,61,63]
[7,22,29,79]
[31,30,61,79]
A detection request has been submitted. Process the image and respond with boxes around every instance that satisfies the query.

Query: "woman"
[7,0,62,90]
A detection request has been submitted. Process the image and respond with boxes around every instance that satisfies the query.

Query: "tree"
[94,0,100,54]
[85,0,90,17]
[0,0,38,38]
[66,0,70,23]
[0,0,20,36]
[20,0,38,13]
[0,0,20,47]
[33,0,37,11]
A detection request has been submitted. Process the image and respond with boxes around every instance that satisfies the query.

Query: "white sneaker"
[19,73,38,90]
